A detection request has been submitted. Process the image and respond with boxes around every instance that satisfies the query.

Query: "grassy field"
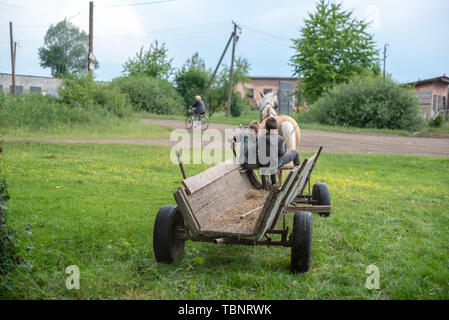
[0,115,173,140]
[416,122,449,137]
[1,141,448,299]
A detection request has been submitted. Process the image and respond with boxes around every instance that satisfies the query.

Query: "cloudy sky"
[1,0,448,83]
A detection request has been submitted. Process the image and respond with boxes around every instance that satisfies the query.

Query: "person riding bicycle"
[191,95,206,127]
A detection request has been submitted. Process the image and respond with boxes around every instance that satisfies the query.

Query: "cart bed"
[174,152,319,239]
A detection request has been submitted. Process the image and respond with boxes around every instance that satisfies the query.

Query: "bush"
[58,73,132,117]
[89,83,133,118]
[0,155,19,275]
[230,92,246,117]
[429,114,443,128]
[311,76,423,131]
[113,75,185,115]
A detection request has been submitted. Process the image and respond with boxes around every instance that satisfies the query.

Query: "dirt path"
[141,119,449,157]
[4,119,449,157]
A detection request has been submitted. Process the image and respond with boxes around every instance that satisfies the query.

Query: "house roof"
[408,75,449,87]
[249,76,297,81]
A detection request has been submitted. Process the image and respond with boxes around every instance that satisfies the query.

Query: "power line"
[244,29,291,48]
[97,0,176,8]
[14,11,85,29]
[240,24,291,43]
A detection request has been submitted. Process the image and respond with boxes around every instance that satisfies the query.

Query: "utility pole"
[88,1,94,78]
[383,43,389,80]
[203,32,234,97]
[226,21,240,118]
[9,21,16,96]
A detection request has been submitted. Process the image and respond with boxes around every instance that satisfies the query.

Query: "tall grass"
[0,93,115,134]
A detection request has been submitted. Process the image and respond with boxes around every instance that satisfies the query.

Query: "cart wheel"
[291,211,313,273]
[153,205,185,263]
[312,182,331,217]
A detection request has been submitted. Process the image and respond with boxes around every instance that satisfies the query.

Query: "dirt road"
[4,119,448,157]
[141,119,449,157]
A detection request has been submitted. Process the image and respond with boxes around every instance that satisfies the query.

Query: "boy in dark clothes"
[259,117,300,185]
[232,121,261,169]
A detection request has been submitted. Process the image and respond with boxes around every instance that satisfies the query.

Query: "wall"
[0,73,62,97]
[415,81,449,119]
[236,77,298,106]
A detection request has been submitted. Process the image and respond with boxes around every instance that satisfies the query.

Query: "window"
[433,95,437,114]
[263,88,272,95]
[246,88,254,99]
[10,85,23,95]
[30,86,42,93]
[0,84,3,93]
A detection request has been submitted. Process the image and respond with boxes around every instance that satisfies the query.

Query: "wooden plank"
[284,154,317,206]
[285,205,330,213]
[173,189,200,236]
[182,159,241,194]
[200,229,254,238]
[180,188,201,228]
[251,185,281,236]
[187,168,254,230]
[254,166,301,241]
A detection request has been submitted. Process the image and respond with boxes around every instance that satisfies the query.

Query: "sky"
[1,0,448,83]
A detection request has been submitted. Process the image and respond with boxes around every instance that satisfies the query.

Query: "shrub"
[0,153,19,275]
[311,76,422,131]
[113,75,185,115]
[429,114,443,128]
[89,83,133,118]
[58,73,132,117]
[58,73,93,108]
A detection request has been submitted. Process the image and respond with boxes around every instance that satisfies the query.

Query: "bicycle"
[185,107,209,131]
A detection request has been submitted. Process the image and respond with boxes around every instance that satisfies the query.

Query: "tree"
[207,56,251,116]
[122,40,173,79]
[290,0,379,104]
[174,53,211,106]
[38,19,97,77]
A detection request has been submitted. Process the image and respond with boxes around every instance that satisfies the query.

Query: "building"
[408,75,449,120]
[236,76,299,106]
[0,73,62,97]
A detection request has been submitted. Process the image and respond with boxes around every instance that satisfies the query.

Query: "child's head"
[248,120,260,135]
[265,117,278,132]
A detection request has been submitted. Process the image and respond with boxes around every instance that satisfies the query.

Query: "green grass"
[1,141,448,299]
[416,122,449,137]
[1,115,173,140]
[143,111,415,136]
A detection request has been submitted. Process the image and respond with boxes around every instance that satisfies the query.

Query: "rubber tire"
[153,205,185,263]
[312,182,331,218]
[291,211,313,273]
[201,115,209,131]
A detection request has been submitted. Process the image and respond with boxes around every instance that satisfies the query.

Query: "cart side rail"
[181,159,240,194]
[253,164,303,241]
[173,188,201,236]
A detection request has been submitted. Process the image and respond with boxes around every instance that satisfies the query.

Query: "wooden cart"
[153,147,331,273]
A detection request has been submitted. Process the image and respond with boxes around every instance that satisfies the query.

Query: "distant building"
[236,76,299,108]
[408,75,449,120]
[0,73,62,97]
